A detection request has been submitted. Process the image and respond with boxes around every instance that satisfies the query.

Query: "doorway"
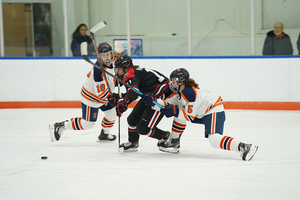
[3,3,52,57]
[3,3,33,56]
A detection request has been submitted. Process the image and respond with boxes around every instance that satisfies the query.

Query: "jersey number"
[97,84,106,93]
[187,105,193,114]
[144,68,165,82]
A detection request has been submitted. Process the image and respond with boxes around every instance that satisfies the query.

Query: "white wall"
[0,57,299,102]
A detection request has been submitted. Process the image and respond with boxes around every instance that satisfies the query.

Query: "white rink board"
[0,57,300,102]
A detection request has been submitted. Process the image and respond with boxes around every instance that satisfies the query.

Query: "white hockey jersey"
[80,64,116,108]
[155,86,224,121]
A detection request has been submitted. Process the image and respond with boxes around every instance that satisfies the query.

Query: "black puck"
[41,156,48,160]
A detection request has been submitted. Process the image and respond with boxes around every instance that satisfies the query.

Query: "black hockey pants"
[127,99,168,142]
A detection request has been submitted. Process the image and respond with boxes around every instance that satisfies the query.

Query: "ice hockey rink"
[0,108,299,200]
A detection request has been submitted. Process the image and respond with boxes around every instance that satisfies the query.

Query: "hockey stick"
[90,21,107,38]
[90,22,121,151]
[117,81,121,148]
[80,50,163,109]
[88,21,112,95]
[90,21,107,55]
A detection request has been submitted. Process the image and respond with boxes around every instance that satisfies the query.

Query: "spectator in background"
[262,22,293,55]
[71,23,96,57]
[297,32,300,55]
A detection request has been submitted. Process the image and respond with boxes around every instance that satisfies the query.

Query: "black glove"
[116,97,130,117]
[141,93,156,107]
[108,93,120,105]
[160,105,179,118]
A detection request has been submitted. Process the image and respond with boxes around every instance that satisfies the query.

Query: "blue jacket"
[71,34,96,56]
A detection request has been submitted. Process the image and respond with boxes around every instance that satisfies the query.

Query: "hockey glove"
[141,93,156,107]
[108,93,125,105]
[116,97,130,117]
[160,105,179,118]
[108,93,120,105]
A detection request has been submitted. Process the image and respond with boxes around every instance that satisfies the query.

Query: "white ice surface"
[0,108,300,200]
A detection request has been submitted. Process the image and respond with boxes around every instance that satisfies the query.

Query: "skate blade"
[118,147,124,153]
[98,135,117,142]
[49,125,57,142]
[122,148,138,152]
[245,146,259,161]
[159,147,180,154]
[97,139,115,142]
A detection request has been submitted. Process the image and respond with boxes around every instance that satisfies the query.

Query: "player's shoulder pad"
[93,64,104,82]
[181,86,197,102]
[123,68,135,82]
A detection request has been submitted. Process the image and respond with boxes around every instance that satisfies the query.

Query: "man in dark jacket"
[262,22,293,55]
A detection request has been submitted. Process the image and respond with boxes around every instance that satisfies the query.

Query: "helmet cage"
[169,68,189,93]
[100,51,114,66]
[98,42,114,66]
[169,77,183,93]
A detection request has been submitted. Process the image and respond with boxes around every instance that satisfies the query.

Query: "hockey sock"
[145,127,161,139]
[101,117,116,133]
[128,124,139,142]
[64,117,95,130]
[171,119,186,139]
[208,133,240,152]
[101,108,117,133]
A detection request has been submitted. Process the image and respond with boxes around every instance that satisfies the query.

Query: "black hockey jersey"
[122,67,171,102]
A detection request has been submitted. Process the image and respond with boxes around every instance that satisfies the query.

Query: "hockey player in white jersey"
[49,42,121,142]
[146,68,258,161]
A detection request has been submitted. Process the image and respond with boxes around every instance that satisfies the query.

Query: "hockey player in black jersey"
[109,55,171,152]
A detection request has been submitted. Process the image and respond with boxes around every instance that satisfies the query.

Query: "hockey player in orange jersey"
[145,68,258,161]
[49,42,121,142]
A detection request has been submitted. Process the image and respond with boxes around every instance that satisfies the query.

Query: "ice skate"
[238,142,258,161]
[98,129,116,141]
[158,138,180,154]
[49,121,67,142]
[119,141,139,152]
[157,131,170,147]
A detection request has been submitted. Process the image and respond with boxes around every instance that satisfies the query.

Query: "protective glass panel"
[1,0,299,57]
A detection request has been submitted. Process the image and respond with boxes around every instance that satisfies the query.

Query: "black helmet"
[97,42,114,65]
[114,55,133,70]
[169,68,190,93]
[98,42,112,53]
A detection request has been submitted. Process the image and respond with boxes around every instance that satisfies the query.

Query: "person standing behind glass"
[262,22,293,55]
[71,23,96,57]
